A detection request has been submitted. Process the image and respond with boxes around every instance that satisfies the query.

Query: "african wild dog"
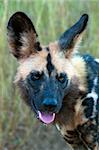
[7,12,99,150]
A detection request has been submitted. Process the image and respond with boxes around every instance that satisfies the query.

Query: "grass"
[0,0,99,150]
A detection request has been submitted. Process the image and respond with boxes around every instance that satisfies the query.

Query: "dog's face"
[7,12,88,124]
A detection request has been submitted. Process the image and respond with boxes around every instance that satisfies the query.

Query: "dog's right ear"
[7,12,42,59]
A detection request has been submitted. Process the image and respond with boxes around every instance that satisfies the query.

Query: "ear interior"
[7,12,41,59]
[59,14,89,57]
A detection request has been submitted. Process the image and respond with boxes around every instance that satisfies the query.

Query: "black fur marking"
[7,12,38,36]
[83,54,99,92]
[77,121,98,149]
[46,47,49,51]
[82,54,99,120]
[59,14,88,50]
[46,53,54,76]
[82,97,94,118]
[34,42,42,51]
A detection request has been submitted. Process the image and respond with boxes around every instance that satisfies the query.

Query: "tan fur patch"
[20,30,37,58]
[48,42,87,92]
[8,30,37,59]
[71,56,87,91]
[74,99,88,126]
[15,49,48,82]
[65,33,83,58]
[49,42,77,80]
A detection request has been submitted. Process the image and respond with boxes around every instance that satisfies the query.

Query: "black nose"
[42,98,58,112]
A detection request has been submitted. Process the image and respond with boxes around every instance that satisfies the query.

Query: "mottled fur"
[7,12,99,150]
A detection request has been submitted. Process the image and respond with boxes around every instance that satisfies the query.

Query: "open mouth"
[31,100,56,124]
[38,111,55,124]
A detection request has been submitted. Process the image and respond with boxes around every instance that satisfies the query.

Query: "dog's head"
[7,12,88,124]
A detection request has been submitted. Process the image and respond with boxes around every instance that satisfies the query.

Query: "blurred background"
[0,0,99,150]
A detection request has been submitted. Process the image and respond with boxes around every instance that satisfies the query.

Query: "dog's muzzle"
[38,98,58,124]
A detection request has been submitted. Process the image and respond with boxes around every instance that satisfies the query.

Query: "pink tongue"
[38,111,55,124]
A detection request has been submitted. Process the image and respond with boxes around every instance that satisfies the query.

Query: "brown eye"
[31,71,43,81]
[56,73,67,83]
[58,76,65,82]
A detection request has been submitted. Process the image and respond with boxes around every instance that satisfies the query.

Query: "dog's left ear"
[7,12,41,59]
[58,14,88,57]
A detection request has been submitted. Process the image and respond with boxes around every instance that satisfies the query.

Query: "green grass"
[0,0,99,150]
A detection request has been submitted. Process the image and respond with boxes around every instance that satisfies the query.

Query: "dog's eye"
[56,73,67,83]
[31,71,43,81]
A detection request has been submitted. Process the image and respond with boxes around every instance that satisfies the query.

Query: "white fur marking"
[56,124,61,131]
[95,58,99,63]
[86,77,98,118]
